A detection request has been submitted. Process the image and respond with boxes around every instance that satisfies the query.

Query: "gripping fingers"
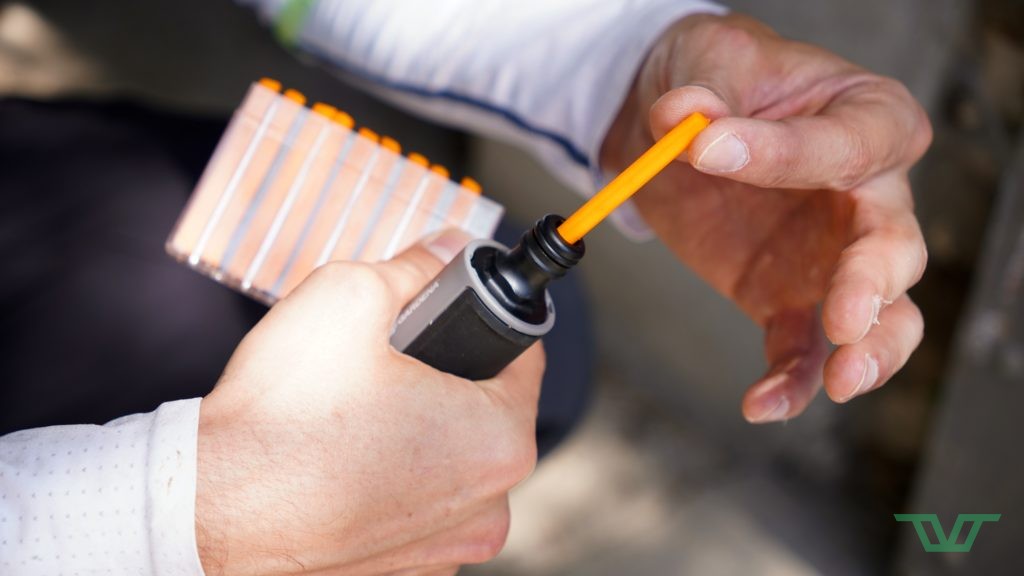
[824,294,923,403]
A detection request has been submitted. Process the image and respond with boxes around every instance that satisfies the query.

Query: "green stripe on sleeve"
[273,0,316,47]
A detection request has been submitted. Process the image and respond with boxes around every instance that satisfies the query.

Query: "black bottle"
[390,214,585,380]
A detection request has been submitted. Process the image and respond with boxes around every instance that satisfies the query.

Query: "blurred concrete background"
[2,0,1021,573]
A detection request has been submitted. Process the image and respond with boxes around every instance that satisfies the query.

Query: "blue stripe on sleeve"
[295,40,592,169]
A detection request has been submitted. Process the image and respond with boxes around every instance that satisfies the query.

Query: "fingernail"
[841,354,879,402]
[423,229,470,262]
[746,372,791,423]
[696,132,749,173]
[751,396,790,424]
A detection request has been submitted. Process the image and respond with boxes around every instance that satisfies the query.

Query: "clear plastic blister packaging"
[166,78,505,304]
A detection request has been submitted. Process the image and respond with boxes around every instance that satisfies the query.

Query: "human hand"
[194,230,544,575]
[601,13,932,422]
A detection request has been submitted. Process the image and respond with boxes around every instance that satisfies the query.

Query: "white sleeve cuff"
[146,399,205,575]
[0,398,204,575]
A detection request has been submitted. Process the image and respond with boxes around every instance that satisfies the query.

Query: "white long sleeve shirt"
[0,1,723,573]
[0,400,203,574]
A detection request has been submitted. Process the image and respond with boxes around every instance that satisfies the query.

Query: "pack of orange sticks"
[166,78,504,304]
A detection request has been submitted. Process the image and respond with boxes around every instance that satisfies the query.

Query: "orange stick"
[557,112,710,244]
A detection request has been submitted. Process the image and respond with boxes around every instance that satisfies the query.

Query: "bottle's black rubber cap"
[473,214,585,324]
[532,214,586,272]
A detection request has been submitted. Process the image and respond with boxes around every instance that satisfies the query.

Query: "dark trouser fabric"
[0,98,591,457]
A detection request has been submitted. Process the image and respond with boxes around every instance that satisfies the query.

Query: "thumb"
[664,79,922,191]
[374,229,472,305]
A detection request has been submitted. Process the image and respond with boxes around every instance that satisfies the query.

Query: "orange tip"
[358,127,380,143]
[407,153,429,167]
[460,177,482,194]
[258,77,282,92]
[381,136,402,153]
[331,110,355,129]
[429,164,450,179]
[283,89,307,106]
[311,102,337,118]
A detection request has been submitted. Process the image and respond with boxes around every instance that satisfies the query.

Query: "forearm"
[0,399,204,575]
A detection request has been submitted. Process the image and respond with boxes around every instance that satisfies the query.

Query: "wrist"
[195,396,229,574]
[195,394,259,575]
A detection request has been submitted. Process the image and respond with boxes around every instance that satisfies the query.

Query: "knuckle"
[905,297,925,341]
[392,251,436,286]
[876,76,933,161]
[762,170,789,191]
[831,129,873,190]
[887,219,928,287]
[888,78,934,161]
[306,260,351,286]
[837,244,873,275]
[904,229,929,287]
[763,140,798,189]
[461,505,511,564]
[478,510,512,561]
[510,441,539,482]
[765,162,794,189]
[912,314,925,350]
[318,263,389,306]
[530,344,547,375]
[915,241,930,284]
[876,76,910,102]
[890,299,925,375]
[701,20,761,55]
[344,262,387,290]
[486,436,538,491]
[910,104,934,161]
[514,342,548,385]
